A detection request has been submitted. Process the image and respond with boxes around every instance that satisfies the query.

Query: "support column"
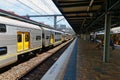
[103,0,111,62]
[54,15,57,28]
[103,13,111,62]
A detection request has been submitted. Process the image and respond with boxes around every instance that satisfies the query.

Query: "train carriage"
[0,15,72,68]
[41,27,53,47]
[94,32,120,45]
[61,32,65,42]
[64,33,72,41]
[0,16,42,68]
[52,29,63,46]
[111,33,120,45]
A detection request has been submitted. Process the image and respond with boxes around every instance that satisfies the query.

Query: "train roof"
[52,29,63,33]
[95,32,120,35]
[0,9,68,33]
[96,33,104,35]
[0,9,44,27]
[41,27,52,31]
[0,16,41,29]
[0,9,61,31]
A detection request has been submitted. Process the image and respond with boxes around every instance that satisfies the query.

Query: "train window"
[36,36,41,40]
[46,36,49,39]
[0,24,6,32]
[55,38,61,42]
[42,33,44,38]
[55,32,56,35]
[25,35,29,42]
[55,32,61,35]
[17,34,22,42]
[0,47,7,55]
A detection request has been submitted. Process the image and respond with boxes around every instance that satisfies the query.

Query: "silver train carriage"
[0,16,42,68]
[0,16,72,68]
[51,29,63,46]
[42,27,64,47]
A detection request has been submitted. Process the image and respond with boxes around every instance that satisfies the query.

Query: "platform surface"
[76,37,120,80]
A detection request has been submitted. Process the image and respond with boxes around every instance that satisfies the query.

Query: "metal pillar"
[54,15,57,28]
[103,13,111,62]
[103,0,111,62]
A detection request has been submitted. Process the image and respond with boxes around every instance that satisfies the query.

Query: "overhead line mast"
[23,14,63,28]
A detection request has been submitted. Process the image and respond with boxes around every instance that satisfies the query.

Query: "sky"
[0,0,72,28]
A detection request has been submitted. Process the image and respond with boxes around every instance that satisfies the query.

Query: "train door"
[50,34,54,44]
[17,32,24,52]
[17,32,30,52]
[23,32,30,50]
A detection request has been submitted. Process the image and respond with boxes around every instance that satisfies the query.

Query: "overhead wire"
[39,0,66,25]
[4,0,37,15]
[16,0,42,15]
[39,0,59,20]
[35,0,64,24]
[16,0,53,23]
[42,0,57,14]
[44,0,71,29]
[28,0,53,21]
[4,0,68,27]
[29,0,49,14]
[15,0,53,24]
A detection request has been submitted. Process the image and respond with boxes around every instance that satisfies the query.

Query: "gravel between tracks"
[0,40,72,80]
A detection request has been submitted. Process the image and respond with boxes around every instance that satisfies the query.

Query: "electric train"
[91,32,120,45]
[0,16,72,68]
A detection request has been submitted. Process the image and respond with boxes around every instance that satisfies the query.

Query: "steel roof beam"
[58,0,89,3]
[66,15,91,18]
[68,19,83,20]
[63,10,96,14]
[86,0,120,31]
[58,2,103,7]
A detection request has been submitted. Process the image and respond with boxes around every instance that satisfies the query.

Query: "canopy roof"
[53,0,120,34]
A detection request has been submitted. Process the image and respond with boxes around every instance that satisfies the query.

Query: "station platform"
[42,37,120,80]
[76,37,120,80]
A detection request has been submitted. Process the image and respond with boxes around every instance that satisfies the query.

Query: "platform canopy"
[53,0,120,34]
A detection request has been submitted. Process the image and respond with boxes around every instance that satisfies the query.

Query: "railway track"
[0,39,72,80]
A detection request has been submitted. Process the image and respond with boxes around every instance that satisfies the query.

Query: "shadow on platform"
[77,37,120,80]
